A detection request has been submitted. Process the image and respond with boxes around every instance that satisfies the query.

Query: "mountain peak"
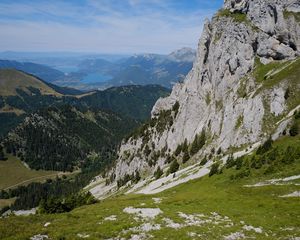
[168,47,196,62]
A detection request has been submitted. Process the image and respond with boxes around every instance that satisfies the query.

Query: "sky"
[0,0,223,54]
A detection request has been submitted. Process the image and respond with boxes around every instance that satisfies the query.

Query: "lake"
[81,72,112,83]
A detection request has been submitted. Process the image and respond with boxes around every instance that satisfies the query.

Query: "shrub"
[154,167,163,179]
[290,122,299,136]
[182,151,190,163]
[200,156,208,166]
[284,88,290,100]
[168,160,179,174]
[172,101,180,117]
[143,145,151,156]
[256,137,273,155]
[225,154,235,168]
[174,144,182,156]
[230,169,250,180]
[235,156,244,170]
[0,149,7,161]
[190,130,206,156]
[39,192,97,214]
[209,162,220,177]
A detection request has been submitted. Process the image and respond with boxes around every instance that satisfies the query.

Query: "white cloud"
[0,0,219,53]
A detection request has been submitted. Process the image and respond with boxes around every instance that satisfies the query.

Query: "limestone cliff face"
[97,0,300,187]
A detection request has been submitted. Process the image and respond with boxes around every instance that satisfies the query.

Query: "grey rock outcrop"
[94,0,300,188]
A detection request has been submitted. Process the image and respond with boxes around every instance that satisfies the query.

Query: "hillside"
[0,60,65,83]
[0,69,61,97]
[79,85,170,121]
[0,154,63,190]
[0,134,299,239]
[4,105,138,171]
[0,69,169,137]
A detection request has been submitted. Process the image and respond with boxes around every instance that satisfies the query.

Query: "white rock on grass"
[152,198,162,204]
[224,232,245,240]
[163,218,183,229]
[30,235,49,240]
[178,212,206,226]
[243,225,263,233]
[77,233,90,238]
[245,175,300,187]
[43,222,51,227]
[14,208,36,216]
[129,233,151,240]
[123,207,162,219]
[139,223,161,232]
[280,191,300,198]
[104,215,117,221]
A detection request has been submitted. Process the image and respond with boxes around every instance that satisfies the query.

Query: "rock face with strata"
[92,0,300,192]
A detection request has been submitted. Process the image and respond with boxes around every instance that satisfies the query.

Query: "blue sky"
[0,0,223,54]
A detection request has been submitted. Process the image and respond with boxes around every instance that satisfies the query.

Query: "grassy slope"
[0,136,299,240]
[0,155,61,190]
[0,69,61,97]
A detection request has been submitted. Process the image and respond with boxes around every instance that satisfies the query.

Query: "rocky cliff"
[90,0,300,197]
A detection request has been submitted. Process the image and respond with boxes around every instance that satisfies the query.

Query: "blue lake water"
[54,65,79,73]
[81,73,112,83]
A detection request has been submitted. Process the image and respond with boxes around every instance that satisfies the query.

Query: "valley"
[0,154,64,190]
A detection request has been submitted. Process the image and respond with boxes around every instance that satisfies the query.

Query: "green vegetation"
[225,134,300,179]
[256,137,273,155]
[253,58,290,84]
[168,160,179,174]
[0,154,60,190]
[289,111,300,137]
[79,85,170,121]
[0,152,110,211]
[209,162,220,177]
[0,70,169,137]
[0,69,61,97]
[0,198,15,210]
[154,167,163,180]
[237,80,247,98]
[117,171,141,188]
[39,192,97,214]
[189,129,206,156]
[290,122,299,136]
[235,115,244,130]
[253,58,300,98]
[1,135,299,239]
[284,11,300,22]
[172,101,180,117]
[213,31,222,44]
[217,9,248,23]
[205,92,211,105]
[130,102,180,143]
[4,106,138,171]
[215,99,223,111]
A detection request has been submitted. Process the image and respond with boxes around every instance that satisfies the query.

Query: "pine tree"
[168,160,179,174]
[182,150,190,163]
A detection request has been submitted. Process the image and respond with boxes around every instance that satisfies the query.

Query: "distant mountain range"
[0,48,196,90]
[0,60,65,83]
